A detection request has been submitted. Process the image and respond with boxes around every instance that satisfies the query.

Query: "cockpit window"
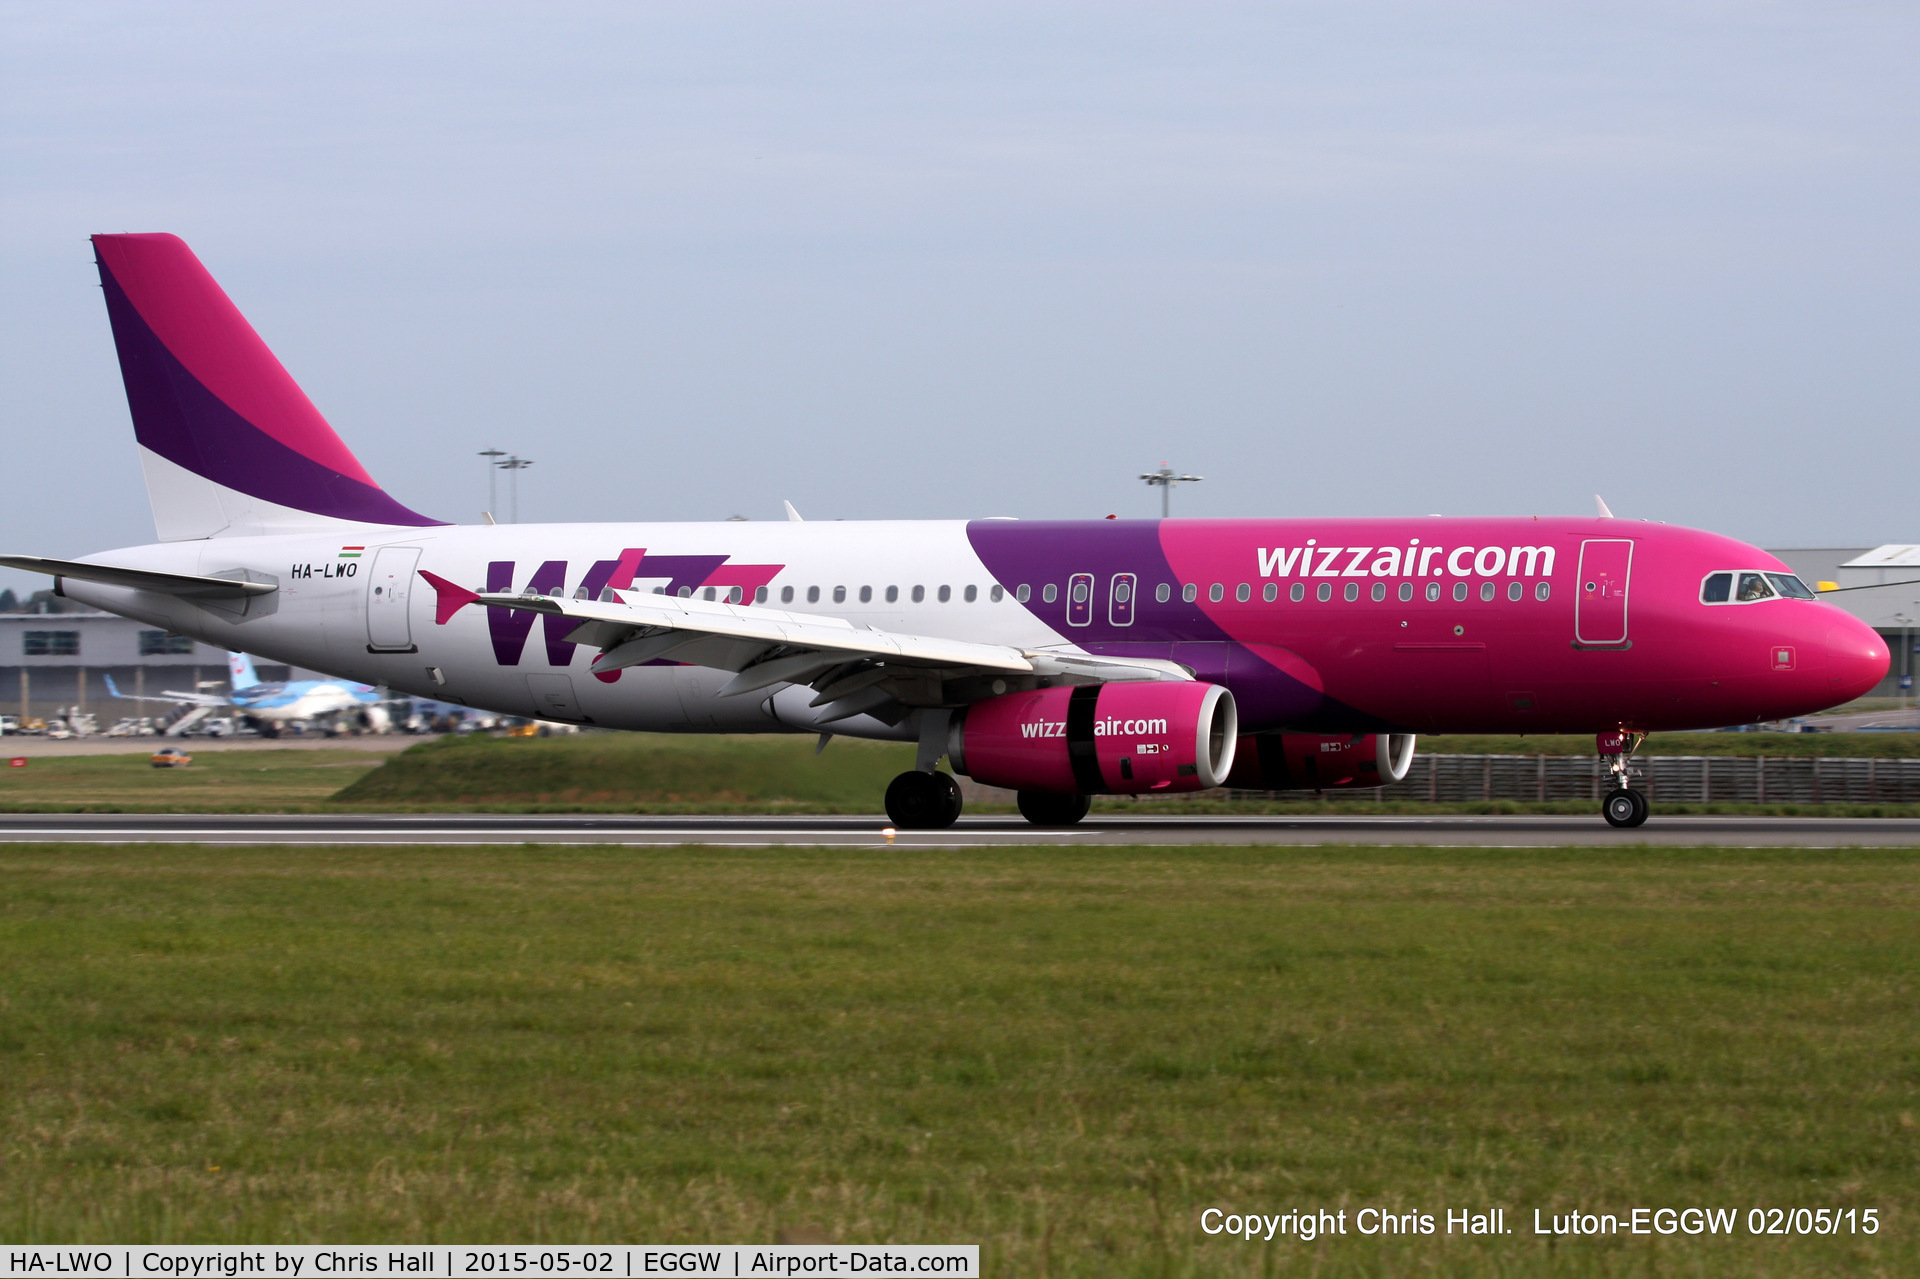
[1704,569,1815,605]
[1767,573,1817,600]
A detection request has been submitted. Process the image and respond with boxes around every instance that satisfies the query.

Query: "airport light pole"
[478,449,505,520]
[1140,464,1203,518]
[498,455,534,524]
[1898,610,1914,710]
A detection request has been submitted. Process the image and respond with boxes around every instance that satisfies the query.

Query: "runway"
[2,812,1918,846]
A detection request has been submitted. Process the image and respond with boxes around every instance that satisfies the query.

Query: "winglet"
[1594,495,1614,519]
[419,569,481,624]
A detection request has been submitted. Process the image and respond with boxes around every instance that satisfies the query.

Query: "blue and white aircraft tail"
[107,651,384,731]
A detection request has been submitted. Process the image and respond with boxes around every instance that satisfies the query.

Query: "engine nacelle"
[950,682,1237,795]
[1225,732,1416,790]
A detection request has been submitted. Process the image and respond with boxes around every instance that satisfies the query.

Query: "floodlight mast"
[496,455,534,524]
[478,448,506,521]
[1139,464,1203,518]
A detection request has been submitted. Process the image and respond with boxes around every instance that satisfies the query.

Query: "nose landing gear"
[1597,730,1649,828]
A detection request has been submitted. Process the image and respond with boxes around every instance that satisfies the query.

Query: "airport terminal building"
[0,613,319,723]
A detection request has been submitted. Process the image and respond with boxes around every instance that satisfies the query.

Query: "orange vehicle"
[150,747,193,768]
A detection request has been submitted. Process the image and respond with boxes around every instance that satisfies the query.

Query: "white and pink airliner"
[3,235,1889,828]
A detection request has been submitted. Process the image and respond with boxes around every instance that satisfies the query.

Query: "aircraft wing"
[155,692,234,708]
[0,555,277,600]
[424,572,1189,724]
[101,674,229,708]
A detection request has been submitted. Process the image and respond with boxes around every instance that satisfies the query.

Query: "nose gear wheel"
[1602,788,1649,828]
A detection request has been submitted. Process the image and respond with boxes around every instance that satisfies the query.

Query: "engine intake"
[950,682,1237,795]
[1225,732,1416,790]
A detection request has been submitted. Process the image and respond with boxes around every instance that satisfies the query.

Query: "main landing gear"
[885,770,963,829]
[1597,730,1649,828]
[1016,791,1092,827]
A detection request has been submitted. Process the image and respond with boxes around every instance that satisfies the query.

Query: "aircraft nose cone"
[1827,620,1890,704]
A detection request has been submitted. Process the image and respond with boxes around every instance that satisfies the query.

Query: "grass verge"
[0,748,392,813]
[0,842,1912,1274]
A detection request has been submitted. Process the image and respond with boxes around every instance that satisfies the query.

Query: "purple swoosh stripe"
[99,264,443,528]
[965,520,1390,732]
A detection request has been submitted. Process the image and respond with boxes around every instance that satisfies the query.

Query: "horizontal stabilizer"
[0,555,277,600]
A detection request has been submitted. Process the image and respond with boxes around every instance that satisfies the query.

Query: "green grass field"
[0,748,393,812]
[333,732,918,810]
[3,731,1919,816]
[0,842,1912,1273]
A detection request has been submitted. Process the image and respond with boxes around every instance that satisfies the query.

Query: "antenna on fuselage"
[1594,495,1614,519]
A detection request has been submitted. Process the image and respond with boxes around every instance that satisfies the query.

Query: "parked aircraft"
[2,235,1890,827]
[105,651,386,734]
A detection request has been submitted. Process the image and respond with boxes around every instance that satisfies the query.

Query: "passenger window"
[859,585,872,603]
[1182,583,1197,603]
[1767,573,1816,600]
[1398,582,1413,602]
[1371,582,1386,602]
[1290,582,1305,602]
[1344,582,1359,602]
[678,586,693,598]
[1235,583,1250,602]
[781,585,795,603]
[913,585,927,603]
[1042,584,1058,603]
[1701,573,1732,603]
[833,586,847,604]
[1263,582,1278,602]
[1208,584,1224,602]
[1737,572,1775,602]
[939,585,952,603]
[702,587,716,601]
[1426,582,1441,602]
[728,586,743,604]
[1316,583,1332,602]
[1155,583,1171,603]
[1453,582,1468,602]
[1535,581,1551,601]
[1069,581,1087,604]
[1507,580,1522,602]
[1479,582,1495,602]
[1016,584,1030,602]
[755,586,769,604]
[807,586,820,603]
[1113,580,1130,603]
[965,585,978,602]
[886,585,899,603]
[990,584,1004,602]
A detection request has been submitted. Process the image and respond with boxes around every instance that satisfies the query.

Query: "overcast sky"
[2,1,1915,590]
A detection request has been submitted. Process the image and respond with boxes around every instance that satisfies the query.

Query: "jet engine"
[1225,732,1416,790]
[948,681,1237,794]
